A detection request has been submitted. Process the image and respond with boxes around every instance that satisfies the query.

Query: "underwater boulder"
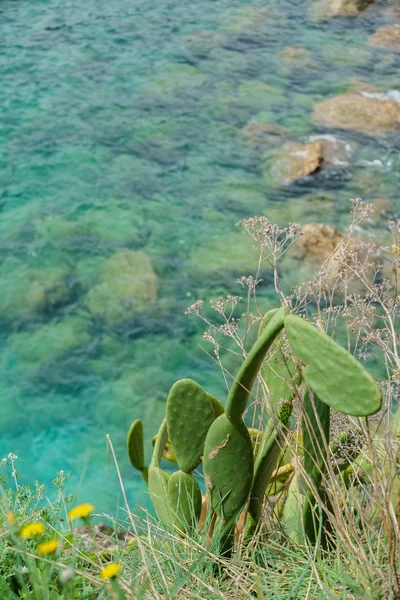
[261,137,352,186]
[296,223,344,262]
[86,250,158,325]
[313,92,400,136]
[187,229,267,282]
[241,122,287,149]
[368,25,400,53]
[313,0,373,18]
[237,80,286,110]
[11,315,91,371]
[0,257,70,319]
[280,46,317,73]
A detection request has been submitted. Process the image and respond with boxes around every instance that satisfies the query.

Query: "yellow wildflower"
[68,503,95,521]
[38,539,60,555]
[392,245,400,256]
[6,513,15,526]
[100,562,122,580]
[21,522,45,538]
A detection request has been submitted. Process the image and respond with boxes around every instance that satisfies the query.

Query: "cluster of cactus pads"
[127,307,382,555]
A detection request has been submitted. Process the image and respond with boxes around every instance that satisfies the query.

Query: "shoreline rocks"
[261,136,352,186]
[368,25,400,53]
[86,250,158,325]
[313,92,400,136]
[315,0,374,18]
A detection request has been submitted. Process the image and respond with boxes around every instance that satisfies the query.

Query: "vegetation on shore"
[1,199,400,599]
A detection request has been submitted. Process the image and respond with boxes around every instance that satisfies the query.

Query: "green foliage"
[126,306,383,557]
[203,415,254,521]
[166,379,215,474]
[284,315,382,416]
[127,419,148,483]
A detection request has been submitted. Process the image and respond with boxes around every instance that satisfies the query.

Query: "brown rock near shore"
[296,223,344,262]
[262,137,351,186]
[313,92,400,136]
[315,0,373,18]
[368,25,400,53]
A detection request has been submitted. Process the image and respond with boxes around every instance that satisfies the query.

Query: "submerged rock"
[86,250,158,325]
[261,137,352,186]
[314,0,373,18]
[11,316,91,369]
[241,122,287,148]
[0,257,70,319]
[321,42,371,68]
[313,92,400,136]
[237,80,286,109]
[280,46,316,72]
[346,78,381,94]
[368,25,400,53]
[188,230,263,280]
[296,223,344,261]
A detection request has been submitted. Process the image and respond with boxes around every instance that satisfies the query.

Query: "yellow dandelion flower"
[100,562,122,580]
[6,513,15,526]
[67,503,95,521]
[38,539,60,555]
[20,522,46,539]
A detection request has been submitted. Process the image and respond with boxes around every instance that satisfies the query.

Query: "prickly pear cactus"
[248,400,293,523]
[284,315,382,416]
[259,310,301,410]
[203,306,288,527]
[203,416,254,520]
[148,419,171,527]
[166,379,215,474]
[302,390,330,490]
[225,307,289,426]
[127,419,148,483]
[167,470,202,532]
[152,434,177,464]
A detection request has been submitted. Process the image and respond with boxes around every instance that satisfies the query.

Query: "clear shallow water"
[0,0,399,512]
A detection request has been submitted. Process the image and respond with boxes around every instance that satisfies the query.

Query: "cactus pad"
[225,306,288,425]
[167,470,202,532]
[249,406,291,522]
[302,390,330,489]
[208,393,224,418]
[203,414,254,521]
[148,467,171,527]
[127,419,145,471]
[166,379,215,473]
[148,419,171,526]
[152,435,177,463]
[284,315,382,416]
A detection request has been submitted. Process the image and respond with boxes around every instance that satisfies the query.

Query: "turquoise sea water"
[0,0,399,512]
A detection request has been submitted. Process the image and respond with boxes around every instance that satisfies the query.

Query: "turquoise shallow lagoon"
[0,0,399,512]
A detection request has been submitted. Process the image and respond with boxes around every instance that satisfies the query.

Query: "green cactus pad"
[261,341,302,410]
[249,407,291,521]
[258,308,279,334]
[152,435,177,463]
[166,379,215,473]
[225,306,288,425]
[284,315,382,416]
[208,393,224,418]
[167,470,202,532]
[203,414,254,521]
[283,474,304,545]
[148,419,172,526]
[148,467,171,526]
[302,391,330,490]
[127,419,145,471]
